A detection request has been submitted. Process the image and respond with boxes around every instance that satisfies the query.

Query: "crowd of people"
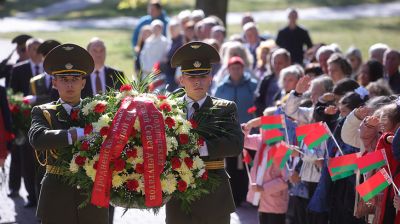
[1,0,400,223]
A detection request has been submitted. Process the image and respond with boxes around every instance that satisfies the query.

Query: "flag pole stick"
[381,149,398,195]
[323,122,344,155]
[245,163,253,185]
[282,115,304,156]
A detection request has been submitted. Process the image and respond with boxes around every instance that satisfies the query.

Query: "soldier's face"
[179,74,211,100]
[53,75,86,103]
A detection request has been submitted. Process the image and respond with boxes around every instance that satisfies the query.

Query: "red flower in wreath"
[9,104,19,114]
[113,159,126,172]
[135,163,144,174]
[94,103,107,114]
[165,117,175,129]
[159,102,171,112]
[197,137,205,147]
[171,157,181,170]
[84,124,93,135]
[119,84,133,92]
[126,179,139,191]
[70,109,79,121]
[126,148,137,158]
[23,109,31,116]
[179,134,189,145]
[184,157,193,169]
[177,180,187,192]
[80,141,90,151]
[75,155,86,166]
[189,119,198,129]
[157,95,167,100]
[201,170,209,180]
[100,126,109,136]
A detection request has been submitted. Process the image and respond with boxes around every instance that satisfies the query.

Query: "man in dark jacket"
[276,9,312,65]
[81,38,124,99]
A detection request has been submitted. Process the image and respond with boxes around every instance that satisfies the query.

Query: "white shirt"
[29,60,43,76]
[184,94,209,156]
[140,35,170,74]
[90,66,106,95]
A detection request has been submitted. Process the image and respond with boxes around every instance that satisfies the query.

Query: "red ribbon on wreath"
[91,96,167,207]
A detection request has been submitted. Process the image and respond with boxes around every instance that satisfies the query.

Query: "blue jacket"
[131,11,169,48]
[214,72,258,124]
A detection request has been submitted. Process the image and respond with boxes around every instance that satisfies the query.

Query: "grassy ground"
[0,17,399,78]
[44,0,396,20]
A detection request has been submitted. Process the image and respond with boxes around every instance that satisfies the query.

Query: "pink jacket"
[244,133,289,214]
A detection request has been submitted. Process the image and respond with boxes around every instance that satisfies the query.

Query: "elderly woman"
[275,65,304,106]
[345,47,363,80]
[357,59,384,87]
[327,53,353,84]
[253,40,276,80]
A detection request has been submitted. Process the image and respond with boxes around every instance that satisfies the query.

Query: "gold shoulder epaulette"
[30,74,45,83]
[212,98,231,107]
[39,103,57,111]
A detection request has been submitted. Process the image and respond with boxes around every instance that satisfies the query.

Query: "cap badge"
[65,63,73,69]
[190,44,201,49]
[63,46,74,51]
[193,61,201,68]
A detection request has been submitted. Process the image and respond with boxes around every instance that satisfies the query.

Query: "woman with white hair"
[275,65,304,106]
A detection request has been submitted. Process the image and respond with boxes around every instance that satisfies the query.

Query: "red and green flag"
[296,122,330,148]
[356,168,392,202]
[243,149,253,166]
[328,153,359,181]
[262,129,284,145]
[261,115,284,130]
[356,149,386,174]
[271,142,293,169]
[266,146,277,168]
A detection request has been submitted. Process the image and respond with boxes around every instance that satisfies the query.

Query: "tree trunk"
[195,0,228,27]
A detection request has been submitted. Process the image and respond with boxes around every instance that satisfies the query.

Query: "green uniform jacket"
[28,100,108,224]
[166,96,244,224]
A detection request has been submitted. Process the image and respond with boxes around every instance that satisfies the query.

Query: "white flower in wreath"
[196,168,206,178]
[112,174,124,188]
[192,156,205,170]
[137,178,145,195]
[176,120,191,135]
[166,136,178,153]
[134,117,141,131]
[69,154,79,173]
[179,151,189,158]
[84,160,97,181]
[93,114,111,132]
[82,101,95,116]
[161,174,177,194]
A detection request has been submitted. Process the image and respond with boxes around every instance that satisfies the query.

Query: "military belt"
[46,165,66,175]
[204,160,224,170]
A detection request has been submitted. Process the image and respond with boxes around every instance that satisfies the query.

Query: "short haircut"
[327,53,352,76]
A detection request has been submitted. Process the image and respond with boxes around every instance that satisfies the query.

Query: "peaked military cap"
[11,34,32,45]
[37,40,61,57]
[171,41,220,75]
[44,43,94,77]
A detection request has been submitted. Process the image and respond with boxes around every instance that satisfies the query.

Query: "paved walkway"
[0,156,258,224]
[0,2,399,32]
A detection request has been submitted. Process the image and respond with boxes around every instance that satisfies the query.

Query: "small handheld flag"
[262,129,284,145]
[356,149,386,174]
[356,168,392,202]
[261,115,284,130]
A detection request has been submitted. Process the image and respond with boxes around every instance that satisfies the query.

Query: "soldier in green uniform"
[28,43,108,224]
[24,39,61,106]
[165,41,244,224]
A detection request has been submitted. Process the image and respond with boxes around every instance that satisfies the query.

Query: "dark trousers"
[258,212,285,224]
[21,142,37,202]
[9,143,21,192]
[226,157,248,206]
